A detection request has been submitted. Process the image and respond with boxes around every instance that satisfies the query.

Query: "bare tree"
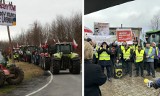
[151,13,160,30]
[2,12,82,58]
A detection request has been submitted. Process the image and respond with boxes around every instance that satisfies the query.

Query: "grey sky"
[0,0,82,40]
[84,0,160,33]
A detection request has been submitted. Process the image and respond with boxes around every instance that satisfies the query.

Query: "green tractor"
[49,42,80,74]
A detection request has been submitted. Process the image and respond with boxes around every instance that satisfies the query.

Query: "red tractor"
[0,52,24,87]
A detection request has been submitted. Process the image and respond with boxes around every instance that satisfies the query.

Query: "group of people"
[84,38,160,96]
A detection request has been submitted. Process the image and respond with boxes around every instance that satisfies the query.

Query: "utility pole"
[2,0,15,63]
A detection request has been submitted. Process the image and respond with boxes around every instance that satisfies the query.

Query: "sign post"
[0,0,16,63]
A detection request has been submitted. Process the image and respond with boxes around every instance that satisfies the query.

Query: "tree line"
[0,12,82,58]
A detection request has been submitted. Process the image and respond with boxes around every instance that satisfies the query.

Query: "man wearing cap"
[145,43,155,78]
[134,45,145,77]
[151,42,159,70]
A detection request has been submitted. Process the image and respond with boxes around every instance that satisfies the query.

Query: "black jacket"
[85,60,107,96]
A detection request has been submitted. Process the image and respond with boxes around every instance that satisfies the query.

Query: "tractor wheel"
[72,60,80,74]
[6,67,24,85]
[50,60,60,74]
[0,70,5,87]
[44,58,50,70]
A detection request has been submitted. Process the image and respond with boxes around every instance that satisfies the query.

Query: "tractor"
[0,51,24,87]
[49,42,80,74]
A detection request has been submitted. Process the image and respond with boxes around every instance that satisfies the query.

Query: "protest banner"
[116,29,132,42]
[0,3,16,26]
[94,22,109,36]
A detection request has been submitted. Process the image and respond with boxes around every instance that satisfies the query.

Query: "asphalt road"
[30,70,82,96]
[3,70,82,96]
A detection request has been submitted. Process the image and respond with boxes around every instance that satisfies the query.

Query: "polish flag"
[72,39,78,49]
[53,39,56,42]
[39,43,41,47]
[17,43,19,48]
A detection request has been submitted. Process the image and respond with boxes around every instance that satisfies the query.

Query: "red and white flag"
[72,39,78,49]
[39,43,41,47]
[58,39,60,43]
[53,39,56,42]
[16,43,19,48]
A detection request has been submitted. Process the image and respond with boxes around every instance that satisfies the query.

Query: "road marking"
[25,71,53,96]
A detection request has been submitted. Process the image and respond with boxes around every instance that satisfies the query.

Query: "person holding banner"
[98,42,112,81]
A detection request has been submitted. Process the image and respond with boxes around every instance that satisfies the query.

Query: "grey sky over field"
[0,0,82,40]
[84,0,160,33]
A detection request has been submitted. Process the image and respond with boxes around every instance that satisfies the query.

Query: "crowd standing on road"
[86,38,160,80]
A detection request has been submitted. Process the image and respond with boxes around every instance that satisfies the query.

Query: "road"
[101,70,160,96]
[30,70,82,96]
[4,70,82,96]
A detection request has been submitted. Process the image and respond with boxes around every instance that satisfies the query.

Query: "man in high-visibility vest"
[98,42,112,81]
[151,42,159,70]
[145,42,155,78]
[120,41,127,53]
[122,44,133,77]
[132,40,138,52]
[134,46,145,77]
[92,41,99,64]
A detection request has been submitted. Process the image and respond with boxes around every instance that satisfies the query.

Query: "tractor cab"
[56,42,72,54]
[50,42,80,74]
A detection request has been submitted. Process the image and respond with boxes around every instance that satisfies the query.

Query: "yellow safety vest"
[123,48,131,59]
[132,45,138,52]
[156,47,159,56]
[99,48,110,61]
[94,45,99,58]
[121,46,125,51]
[135,50,144,63]
[147,47,154,59]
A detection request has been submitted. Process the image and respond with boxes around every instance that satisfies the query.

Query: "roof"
[85,0,134,14]
[109,27,142,30]
[146,30,160,34]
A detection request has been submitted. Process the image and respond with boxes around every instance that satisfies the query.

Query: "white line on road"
[25,71,53,96]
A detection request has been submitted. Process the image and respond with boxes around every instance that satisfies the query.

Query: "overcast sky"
[0,0,82,41]
[84,0,160,32]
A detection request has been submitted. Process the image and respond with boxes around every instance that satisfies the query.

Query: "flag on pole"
[72,39,78,49]
[39,43,41,47]
[58,39,60,43]
[16,43,19,48]
[139,31,146,43]
[45,39,48,45]
[53,39,56,42]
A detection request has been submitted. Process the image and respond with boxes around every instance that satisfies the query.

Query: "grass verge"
[0,62,44,95]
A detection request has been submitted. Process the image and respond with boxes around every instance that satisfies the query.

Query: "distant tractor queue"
[10,42,81,74]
